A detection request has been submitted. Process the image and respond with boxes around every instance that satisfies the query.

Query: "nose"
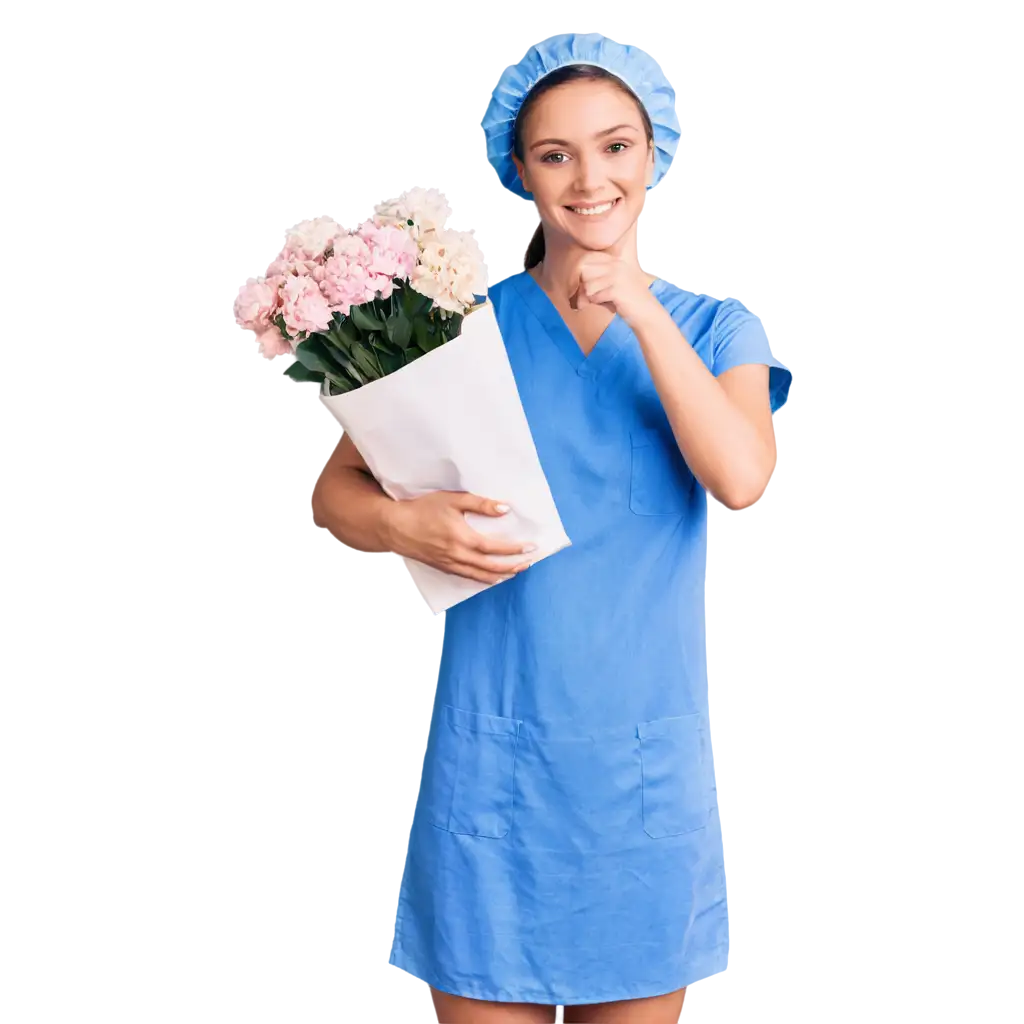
[573,151,606,194]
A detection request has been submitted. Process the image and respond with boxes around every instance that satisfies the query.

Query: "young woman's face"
[513,80,655,251]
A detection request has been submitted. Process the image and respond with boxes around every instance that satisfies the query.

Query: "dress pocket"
[628,427,694,515]
[637,713,710,838]
[426,704,522,838]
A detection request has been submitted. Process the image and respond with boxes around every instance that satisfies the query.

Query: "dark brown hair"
[513,65,655,271]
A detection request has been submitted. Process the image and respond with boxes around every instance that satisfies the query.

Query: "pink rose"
[352,220,418,303]
[357,220,418,274]
[280,274,332,335]
[331,233,372,264]
[233,277,279,331]
[266,246,321,279]
[322,259,374,316]
[254,325,292,359]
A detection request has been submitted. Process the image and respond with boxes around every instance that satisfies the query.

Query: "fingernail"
[495,503,510,513]
[521,543,538,553]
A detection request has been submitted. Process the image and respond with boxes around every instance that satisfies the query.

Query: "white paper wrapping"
[318,299,572,614]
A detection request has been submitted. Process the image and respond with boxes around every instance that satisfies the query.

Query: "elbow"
[301,468,325,524]
[721,486,762,510]
[713,436,778,510]
[301,468,337,540]
[719,463,775,510]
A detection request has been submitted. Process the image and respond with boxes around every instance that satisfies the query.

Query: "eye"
[608,142,629,153]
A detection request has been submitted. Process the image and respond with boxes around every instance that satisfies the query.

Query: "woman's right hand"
[382,491,536,584]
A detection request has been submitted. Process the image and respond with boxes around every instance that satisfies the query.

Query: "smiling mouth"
[564,197,622,217]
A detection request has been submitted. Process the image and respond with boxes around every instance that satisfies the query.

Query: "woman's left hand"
[569,253,659,326]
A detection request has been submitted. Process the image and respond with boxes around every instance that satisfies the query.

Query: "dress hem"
[388,941,729,1006]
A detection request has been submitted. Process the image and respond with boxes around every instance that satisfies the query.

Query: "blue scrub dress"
[387,269,793,1005]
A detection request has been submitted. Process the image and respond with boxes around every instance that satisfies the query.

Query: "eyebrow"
[529,123,639,151]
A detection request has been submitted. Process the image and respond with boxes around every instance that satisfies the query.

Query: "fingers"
[442,533,534,582]
[446,493,536,556]
[447,555,533,586]
[575,272,615,308]
[448,491,510,517]
[449,536,535,581]
[463,530,537,556]
[450,532,535,582]
[440,493,538,582]
[581,287,614,308]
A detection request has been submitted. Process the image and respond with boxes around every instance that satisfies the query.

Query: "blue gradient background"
[0,9,1019,1024]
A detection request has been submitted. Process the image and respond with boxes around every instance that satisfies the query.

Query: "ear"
[511,154,532,195]
[644,142,655,188]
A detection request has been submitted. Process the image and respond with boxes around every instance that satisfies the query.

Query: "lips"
[564,197,621,216]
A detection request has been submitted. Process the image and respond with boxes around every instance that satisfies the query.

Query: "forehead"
[523,79,643,136]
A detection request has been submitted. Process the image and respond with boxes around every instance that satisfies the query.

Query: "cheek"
[626,150,652,182]
[529,166,563,203]
[606,150,647,192]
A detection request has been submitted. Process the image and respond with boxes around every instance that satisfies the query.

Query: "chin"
[578,233,623,250]
[545,198,638,243]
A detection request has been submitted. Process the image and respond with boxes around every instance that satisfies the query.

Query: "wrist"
[378,497,402,554]
[627,291,671,336]
[622,288,663,331]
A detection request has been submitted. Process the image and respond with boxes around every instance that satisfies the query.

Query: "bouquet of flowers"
[233,188,571,614]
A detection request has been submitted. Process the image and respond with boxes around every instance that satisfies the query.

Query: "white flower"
[283,216,346,260]
[374,187,451,243]
[411,228,488,313]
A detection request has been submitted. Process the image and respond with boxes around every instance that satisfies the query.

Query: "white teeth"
[567,200,616,216]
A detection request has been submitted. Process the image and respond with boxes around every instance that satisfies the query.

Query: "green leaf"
[372,340,399,364]
[398,282,430,317]
[412,318,430,351]
[350,303,380,333]
[324,375,356,396]
[375,348,404,375]
[283,361,323,384]
[419,327,444,352]
[293,338,357,391]
[310,332,366,387]
[336,318,360,343]
[294,337,336,374]
[384,311,414,350]
[350,341,381,381]
[331,349,367,388]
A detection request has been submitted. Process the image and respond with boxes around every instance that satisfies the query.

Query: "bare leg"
[563,986,686,1024]
[430,985,557,1024]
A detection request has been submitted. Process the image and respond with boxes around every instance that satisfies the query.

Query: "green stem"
[370,338,385,378]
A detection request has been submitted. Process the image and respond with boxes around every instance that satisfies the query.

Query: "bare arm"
[311,432,537,584]
[630,299,777,510]
[311,433,394,552]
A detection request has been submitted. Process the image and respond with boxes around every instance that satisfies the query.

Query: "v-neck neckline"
[511,270,664,380]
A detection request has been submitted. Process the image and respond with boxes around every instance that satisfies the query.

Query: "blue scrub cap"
[481,32,681,200]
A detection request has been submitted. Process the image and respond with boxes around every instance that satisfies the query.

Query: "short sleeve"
[710,298,792,413]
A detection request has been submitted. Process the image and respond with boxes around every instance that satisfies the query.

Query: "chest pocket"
[628,426,695,515]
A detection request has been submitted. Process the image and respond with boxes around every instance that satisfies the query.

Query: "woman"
[312,32,793,1024]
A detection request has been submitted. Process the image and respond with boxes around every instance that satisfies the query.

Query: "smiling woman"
[368,31,794,1024]
[510,64,658,270]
